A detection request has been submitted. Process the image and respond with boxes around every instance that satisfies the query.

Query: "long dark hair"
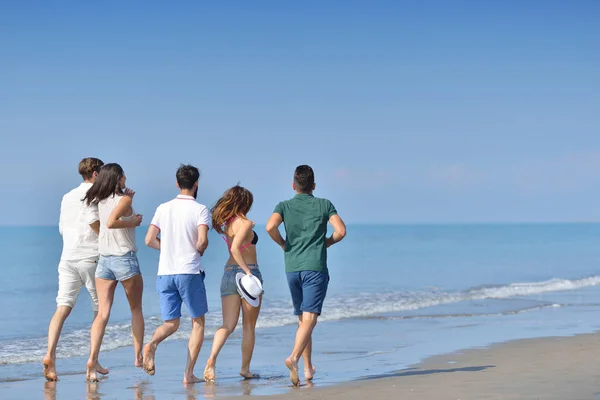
[84,163,125,205]
[211,185,254,234]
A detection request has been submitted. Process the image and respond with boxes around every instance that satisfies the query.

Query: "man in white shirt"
[44,157,108,381]
[143,164,210,384]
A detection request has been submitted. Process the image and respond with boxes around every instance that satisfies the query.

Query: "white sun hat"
[235,272,263,307]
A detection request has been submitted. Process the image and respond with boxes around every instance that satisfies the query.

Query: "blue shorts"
[156,273,208,321]
[286,271,329,316]
[221,264,264,297]
[96,252,141,281]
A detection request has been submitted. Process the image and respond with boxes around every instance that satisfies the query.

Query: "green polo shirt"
[273,194,337,274]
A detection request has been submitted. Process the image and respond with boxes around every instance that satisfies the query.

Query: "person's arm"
[145,225,161,250]
[266,213,286,250]
[145,206,162,250]
[58,197,66,236]
[326,214,346,247]
[195,207,210,256]
[106,196,143,229]
[197,225,209,256]
[90,221,100,235]
[230,219,254,275]
[85,202,100,235]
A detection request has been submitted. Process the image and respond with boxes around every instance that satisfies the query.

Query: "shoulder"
[315,196,333,205]
[63,185,81,200]
[159,199,176,209]
[274,198,291,210]
[117,195,132,206]
[236,217,253,228]
[195,203,210,213]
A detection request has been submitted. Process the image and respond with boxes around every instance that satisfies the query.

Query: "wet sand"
[4,332,600,399]
[236,332,600,400]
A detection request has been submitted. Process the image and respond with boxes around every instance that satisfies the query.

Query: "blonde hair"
[78,157,104,180]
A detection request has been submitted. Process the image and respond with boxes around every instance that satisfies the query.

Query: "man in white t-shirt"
[44,157,109,381]
[143,164,210,384]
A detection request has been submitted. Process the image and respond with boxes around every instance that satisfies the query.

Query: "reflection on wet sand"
[86,381,101,400]
[43,381,56,400]
[132,380,155,400]
[41,372,302,400]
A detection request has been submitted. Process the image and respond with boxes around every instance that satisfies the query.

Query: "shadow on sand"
[356,365,495,381]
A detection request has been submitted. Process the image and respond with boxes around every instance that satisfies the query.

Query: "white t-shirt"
[150,195,211,275]
[59,182,100,261]
[97,194,138,256]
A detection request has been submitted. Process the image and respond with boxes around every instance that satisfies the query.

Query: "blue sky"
[1,1,599,225]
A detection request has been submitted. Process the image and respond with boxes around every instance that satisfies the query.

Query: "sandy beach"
[2,331,598,399]
[222,332,600,400]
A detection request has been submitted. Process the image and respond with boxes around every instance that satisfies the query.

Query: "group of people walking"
[43,158,347,387]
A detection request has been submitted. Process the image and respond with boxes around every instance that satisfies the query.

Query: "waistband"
[224,264,258,271]
[100,251,137,258]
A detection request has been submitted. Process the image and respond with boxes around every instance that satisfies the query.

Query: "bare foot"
[142,343,156,376]
[43,356,58,382]
[86,360,99,383]
[97,362,109,375]
[285,357,300,387]
[240,369,260,380]
[183,374,203,384]
[305,365,317,381]
[134,355,143,368]
[204,364,216,383]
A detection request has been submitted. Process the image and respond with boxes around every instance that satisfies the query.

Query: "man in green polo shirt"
[266,165,347,386]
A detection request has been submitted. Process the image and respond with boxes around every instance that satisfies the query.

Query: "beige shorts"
[56,257,99,311]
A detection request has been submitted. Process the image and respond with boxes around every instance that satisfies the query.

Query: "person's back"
[97,194,137,256]
[143,164,211,384]
[60,183,99,261]
[152,195,209,275]
[45,157,106,382]
[275,194,337,275]
[266,165,346,386]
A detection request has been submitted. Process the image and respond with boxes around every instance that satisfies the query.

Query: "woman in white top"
[83,163,144,382]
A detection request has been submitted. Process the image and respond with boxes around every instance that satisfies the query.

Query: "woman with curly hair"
[203,185,263,382]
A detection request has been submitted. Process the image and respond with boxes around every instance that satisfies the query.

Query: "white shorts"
[56,257,99,311]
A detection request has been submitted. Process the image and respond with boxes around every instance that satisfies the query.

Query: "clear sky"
[1,1,599,225]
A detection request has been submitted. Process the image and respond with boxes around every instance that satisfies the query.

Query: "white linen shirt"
[59,182,100,261]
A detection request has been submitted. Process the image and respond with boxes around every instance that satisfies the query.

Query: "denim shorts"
[96,252,141,281]
[221,264,264,297]
[157,273,208,321]
[286,270,329,316]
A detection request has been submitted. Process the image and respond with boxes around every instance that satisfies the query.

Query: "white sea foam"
[1,275,598,365]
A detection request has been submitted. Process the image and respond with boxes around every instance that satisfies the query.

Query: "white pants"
[56,257,99,311]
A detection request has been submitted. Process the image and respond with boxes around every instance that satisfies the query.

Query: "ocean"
[2,224,600,397]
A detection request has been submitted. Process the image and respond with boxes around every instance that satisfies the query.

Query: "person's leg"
[285,271,328,386]
[44,260,81,381]
[44,306,71,381]
[184,315,205,384]
[240,294,262,379]
[80,259,109,376]
[204,294,241,381]
[296,314,316,380]
[121,274,144,367]
[86,278,118,382]
[143,318,180,376]
[285,312,318,386]
[143,275,182,376]
[285,272,304,386]
[179,273,209,384]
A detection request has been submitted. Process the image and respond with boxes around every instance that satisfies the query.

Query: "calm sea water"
[2,224,600,388]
